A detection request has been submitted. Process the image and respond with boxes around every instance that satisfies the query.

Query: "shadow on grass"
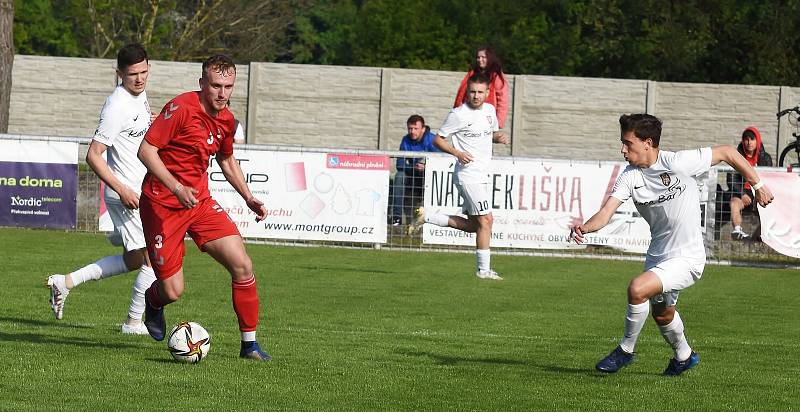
[539,364,660,378]
[397,349,657,377]
[397,349,527,367]
[0,331,144,349]
[0,316,93,329]
[295,265,398,275]
[147,358,179,364]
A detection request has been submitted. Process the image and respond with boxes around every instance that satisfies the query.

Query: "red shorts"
[140,196,241,279]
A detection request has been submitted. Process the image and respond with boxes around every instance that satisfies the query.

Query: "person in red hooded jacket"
[728,126,773,240]
[453,46,509,129]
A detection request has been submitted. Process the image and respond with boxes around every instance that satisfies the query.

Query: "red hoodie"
[742,126,762,167]
[741,126,762,190]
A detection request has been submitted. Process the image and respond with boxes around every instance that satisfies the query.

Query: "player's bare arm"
[433,134,473,164]
[137,140,198,208]
[711,145,774,207]
[216,153,267,222]
[492,131,510,145]
[86,140,140,209]
[570,196,623,244]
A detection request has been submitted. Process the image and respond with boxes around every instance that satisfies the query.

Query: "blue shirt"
[396,128,440,172]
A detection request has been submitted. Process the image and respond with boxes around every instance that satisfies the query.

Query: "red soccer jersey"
[142,91,235,209]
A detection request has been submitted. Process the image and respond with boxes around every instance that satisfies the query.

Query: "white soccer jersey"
[438,103,499,184]
[610,147,712,264]
[93,85,151,199]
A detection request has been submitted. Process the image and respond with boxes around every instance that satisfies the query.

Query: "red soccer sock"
[232,275,259,332]
[146,283,167,309]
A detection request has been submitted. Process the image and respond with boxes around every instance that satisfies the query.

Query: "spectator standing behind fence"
[729,126,773,240]
[453,46,509,129]
[390,115,440,226]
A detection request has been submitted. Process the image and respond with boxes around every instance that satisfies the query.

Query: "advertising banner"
[758,171,800,258]
[0,140,78,229]
[421,157,654,252]
[208,150,391,243]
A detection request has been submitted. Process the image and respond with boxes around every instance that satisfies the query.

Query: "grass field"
[2,227,798,411]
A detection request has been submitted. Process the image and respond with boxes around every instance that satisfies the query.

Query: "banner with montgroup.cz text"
[0,140,78,229]
[421,157,655,252]
[208,150,391,243]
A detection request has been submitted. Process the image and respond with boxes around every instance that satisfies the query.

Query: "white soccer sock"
[69,255,129,287]
[733,225,743,232]
[424,211,450,227]
[241,331,256,342]
[619,301,650,353]
[127,265,156,321]
[476,249,491,272]
[658,311,692,361]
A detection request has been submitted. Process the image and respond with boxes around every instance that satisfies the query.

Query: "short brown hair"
[117,43,148,71]
[619,114,662,147]
[406,114,425,126]
[467,72,490,86]
[202,54,236,79]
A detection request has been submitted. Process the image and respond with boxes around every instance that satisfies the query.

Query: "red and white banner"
[209,150,390,243]
[758,171,800,258]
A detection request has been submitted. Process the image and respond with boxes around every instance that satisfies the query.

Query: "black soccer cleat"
[596,346,635,373]
[143,293,166,341]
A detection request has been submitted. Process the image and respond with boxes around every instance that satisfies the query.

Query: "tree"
[64,0,306,62]
[13,0,307,62]
[0,0,13,133]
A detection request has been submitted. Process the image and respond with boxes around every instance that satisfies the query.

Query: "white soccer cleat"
[46,274,70,320]
[406,207,426,235]
[476,269,503,281]
[121,321,150,335]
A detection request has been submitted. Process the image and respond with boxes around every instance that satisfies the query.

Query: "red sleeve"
[453,72,471,108]
[144,98,188,148]
[493,74,509,129]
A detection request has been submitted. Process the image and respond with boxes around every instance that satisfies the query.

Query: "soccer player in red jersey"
[137,54,271,361]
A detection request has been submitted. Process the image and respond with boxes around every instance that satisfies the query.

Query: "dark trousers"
[391,170,424,220]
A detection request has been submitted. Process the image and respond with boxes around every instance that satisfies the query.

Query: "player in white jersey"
[46,44,157,335]
[413,73,509,280]
[570,114,774,376]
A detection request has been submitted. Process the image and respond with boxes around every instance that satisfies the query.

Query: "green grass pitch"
[1,227,798,410]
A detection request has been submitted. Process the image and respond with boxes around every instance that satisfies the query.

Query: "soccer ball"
[167,321,211,363]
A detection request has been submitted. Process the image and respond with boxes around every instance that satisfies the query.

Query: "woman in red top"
[453,46,509,129]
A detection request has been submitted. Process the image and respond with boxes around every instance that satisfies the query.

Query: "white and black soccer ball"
[167,321,211,363]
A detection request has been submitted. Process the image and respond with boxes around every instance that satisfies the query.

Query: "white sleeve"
[438,110,462,137]
[672,147,712,177]
[234,120,245,142]
[610,168,634,202]
[93,98,123,146]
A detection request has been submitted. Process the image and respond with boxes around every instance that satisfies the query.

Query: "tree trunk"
[0,0,13,133]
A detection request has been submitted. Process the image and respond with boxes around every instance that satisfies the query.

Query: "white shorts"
[646,257,705,306]
[105,197,146,252]
[456,182,491,216]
